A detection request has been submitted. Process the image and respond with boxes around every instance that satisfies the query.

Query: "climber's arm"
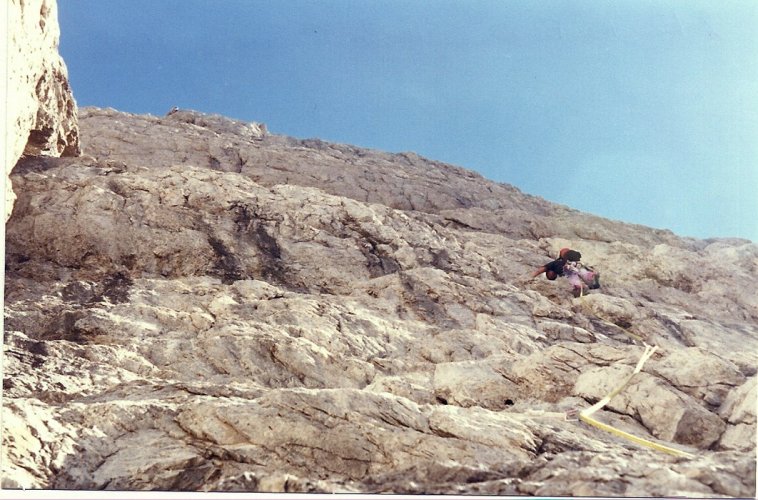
[531,265,546,278]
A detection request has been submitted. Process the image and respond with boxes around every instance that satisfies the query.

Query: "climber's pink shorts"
[564,264,596,289]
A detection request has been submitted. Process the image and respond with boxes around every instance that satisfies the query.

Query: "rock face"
[4,0,80,221]
[3,107,757,496]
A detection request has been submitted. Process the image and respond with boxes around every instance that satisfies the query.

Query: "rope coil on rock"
[543,286,695,458]
[577,344,695,458]
[517,255,699,458]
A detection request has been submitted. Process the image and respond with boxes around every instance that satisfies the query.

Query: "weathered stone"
[433,359,512,409]
[717,376,757,451]
[3,106,756,496]
[4,0,80,220]
[575,360,727,448]
[649,347,745,407]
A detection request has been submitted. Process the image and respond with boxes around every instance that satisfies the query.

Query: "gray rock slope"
[4,107,756,495]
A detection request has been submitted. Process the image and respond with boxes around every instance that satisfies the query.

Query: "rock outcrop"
[3,108,756,496]
[4,0,80,220]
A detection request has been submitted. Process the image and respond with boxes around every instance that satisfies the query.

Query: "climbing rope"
[582,343,658,416]
[579,413,694,458]
[592,316,644,343]
[520,258,695,458]
[508,343,693,457]
[577,287,693,457]
[578,286,644,343]
[577,344,695,458]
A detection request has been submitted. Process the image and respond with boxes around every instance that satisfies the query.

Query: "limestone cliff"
[3,107,756,496]
[3,0,80,221]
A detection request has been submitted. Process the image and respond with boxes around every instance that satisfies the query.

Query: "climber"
[531,247,600,297]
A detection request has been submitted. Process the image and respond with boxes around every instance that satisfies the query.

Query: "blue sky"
[58,1,758,242]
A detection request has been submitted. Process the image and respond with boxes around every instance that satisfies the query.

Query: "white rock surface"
[3,0,80,220]
[3,108,756,496]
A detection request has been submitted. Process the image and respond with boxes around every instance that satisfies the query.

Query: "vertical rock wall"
[3,0,80,221]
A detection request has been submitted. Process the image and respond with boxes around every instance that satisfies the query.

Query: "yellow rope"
[583,344,657,414]
[522,269,693,458]
[593,314,644,342]
[579,413,695,458]
[502,345,693,458]
[578,287,644,343]
[578,344,695,458]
